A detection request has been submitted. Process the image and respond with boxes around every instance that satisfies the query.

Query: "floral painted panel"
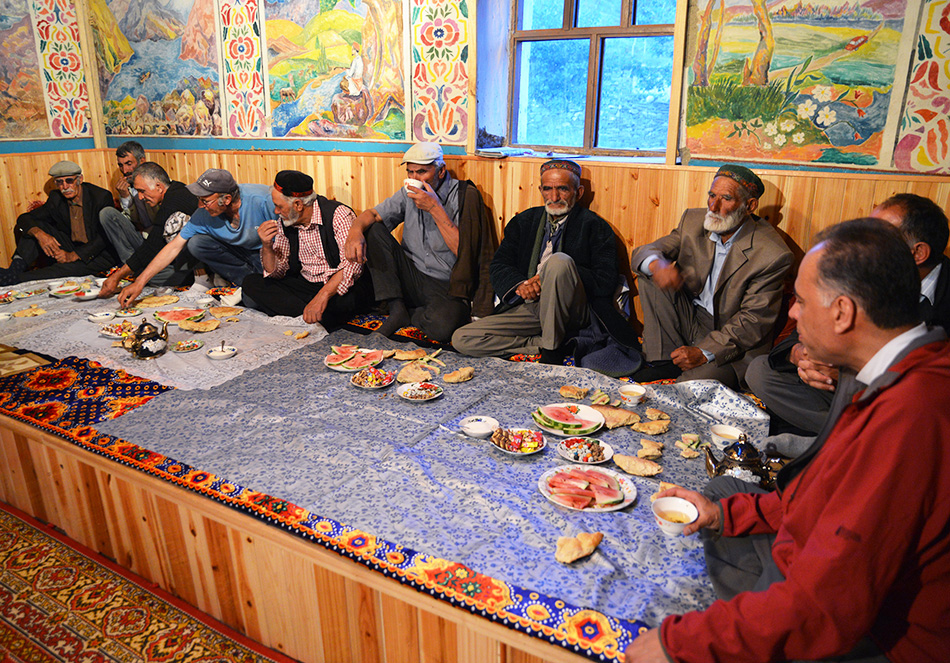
[222,0,267,138]
[33,0,90,137]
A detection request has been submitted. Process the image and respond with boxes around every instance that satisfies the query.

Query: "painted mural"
[685,0,909,166]
[222,0,267,138]
[36,0,92,137]
[894,0,950,172]
[0,0,49,138]
[264,0,406,140]
[91,0,223,136]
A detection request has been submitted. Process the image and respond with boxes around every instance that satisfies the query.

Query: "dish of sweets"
[556,437,613,464]
[489,428,546,455]
[350,366,396,389]
[171,339,204,353]
[115,308,142,317]
[99,320,136,338]
[396,381,443,401]
[13,288,46,299]
[538,466,637,511]
[0,292,14,305]
[325,345,384,372]
[531,403,605,437]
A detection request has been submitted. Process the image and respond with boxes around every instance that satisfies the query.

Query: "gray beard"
[544,201,574,218]
[704,208,745,234]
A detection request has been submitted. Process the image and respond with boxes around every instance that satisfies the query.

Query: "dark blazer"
[16,182,117,265]
[125,181,199,275]
[490,205,639,347]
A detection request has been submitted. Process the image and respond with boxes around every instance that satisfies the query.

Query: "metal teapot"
[704,433,772,489]
[125,318,169,359]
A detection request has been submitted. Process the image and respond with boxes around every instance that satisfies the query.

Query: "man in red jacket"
[626,218,950,663]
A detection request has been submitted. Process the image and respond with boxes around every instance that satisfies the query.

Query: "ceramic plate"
[324,349,383,373]
[207,346,237,360]
[396,382,443,402]
[13,288,46,299]
[556,437,614,464]
[99,320,136,339]
[489,428,547,456]
[171,339,204,353]
[350,367,396,389]
[73,289,101,300]
[88,311,115,323]
[116,308,142,317]
[538,466,637,512]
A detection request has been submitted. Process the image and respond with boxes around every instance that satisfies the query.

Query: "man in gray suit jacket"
[630,164,793,389]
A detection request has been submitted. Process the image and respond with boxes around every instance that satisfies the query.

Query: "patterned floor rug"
[0,501,296,663]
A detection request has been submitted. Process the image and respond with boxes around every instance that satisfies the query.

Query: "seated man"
[452,159,639,366]
[118,169,270,307]
[746,193,950,436]
[626,218,950,663]
[98,162,199,298]
[344,142,494,343]
[630,164,792,389]
[243,170,372,328]
[99,141,155,240]
[0,160,118,285]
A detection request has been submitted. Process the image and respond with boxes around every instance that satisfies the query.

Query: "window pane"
[516,39,589,147]
[576,0,621,28]
[520,0,564,30]
[597,36,673,150]
[635,0,676,24]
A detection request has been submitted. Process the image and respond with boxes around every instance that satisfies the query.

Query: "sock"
[631,360,682,382]
[376,299,410,337]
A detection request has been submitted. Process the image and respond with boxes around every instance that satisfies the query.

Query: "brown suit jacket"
[631,208,793,367]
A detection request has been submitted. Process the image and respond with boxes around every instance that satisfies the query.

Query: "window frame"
[508,0,685,160]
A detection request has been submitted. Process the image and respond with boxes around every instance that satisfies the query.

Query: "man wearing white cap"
[344,142,494,343]
[0,160,117,285]
[117,168,272,307]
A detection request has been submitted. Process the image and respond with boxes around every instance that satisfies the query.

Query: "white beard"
[280,207,301,227]
[544,199,574,218]
[704,206,747,234]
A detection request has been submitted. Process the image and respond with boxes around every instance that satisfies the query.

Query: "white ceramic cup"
[710,423,744,448]
[404,177,425,192]
[652,496,699,537]
[619,383,646,405]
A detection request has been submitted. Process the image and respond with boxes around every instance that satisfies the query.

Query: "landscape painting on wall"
[0,0,50,139]
[264,0,406,140]
[91,0,223,136]
[685,0,910,166]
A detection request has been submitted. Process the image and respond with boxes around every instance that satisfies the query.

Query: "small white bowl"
[459,415,499,439]
[652,496,699,537]
[207,346,238,360]
[75,288,101,300]
[197,297,215,307]
[0,312,11,321]
[88,311,115,322]
[710,424,744,448]
[404,177,425,192]
[619,383,646,405]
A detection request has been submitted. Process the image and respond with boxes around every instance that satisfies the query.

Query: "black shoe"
[539,346,566,365]
[0,261,23,287]
[631,360,682,382]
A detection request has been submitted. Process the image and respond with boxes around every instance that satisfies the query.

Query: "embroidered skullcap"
[715,164,765,198]
[401,142,443,165]
[540,159,581,179]
[274,170,314,197]
[49,160,82,177]
[186,169,238,197]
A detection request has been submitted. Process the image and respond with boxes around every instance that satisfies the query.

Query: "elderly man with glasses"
[0,160,118,285]
[117,168,272,307]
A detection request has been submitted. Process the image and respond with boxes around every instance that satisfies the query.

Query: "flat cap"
[49,160,82,177]
[715,164,765,198]
[401,142,443,165]
[274,170,314,197]
[540,159,581,178]
[187,169,238,197]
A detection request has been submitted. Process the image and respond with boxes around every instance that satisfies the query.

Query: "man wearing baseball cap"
[0,160,118,285]
[344,142,494,343]
[630,164,793,389]
[118,168,273,307]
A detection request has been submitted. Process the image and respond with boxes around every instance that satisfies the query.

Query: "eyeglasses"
[198,195,221,208]
[54,176,79,186]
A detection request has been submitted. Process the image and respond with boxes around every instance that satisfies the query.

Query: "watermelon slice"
[154,308,205,324]
[548,493,592,509]
[589,484,624,506]
[332,344,358,355]
[548,475,589,490]
[539,405,586,429]
[342,350,383,370]
[326,352,356,366]
[549,486,597,499]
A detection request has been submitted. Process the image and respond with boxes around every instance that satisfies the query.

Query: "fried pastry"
[590,404,641,429]
[559,385,589,400]
[614,454,662,477]
[555,532,603,564]
[633,419,671,435]
[444,367,474,383]
[646,408,670,421]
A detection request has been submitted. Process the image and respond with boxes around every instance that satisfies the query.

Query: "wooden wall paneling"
[314,563,359,661]
[380,592,421,663]
[345,577,384,663]
[419,607,459,663]
[151,495,202,610]
[259,544,327,661]
[0,428,45,519]
[457,625,499,663]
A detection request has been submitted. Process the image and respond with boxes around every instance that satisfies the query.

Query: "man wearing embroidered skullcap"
[629,164,793,389]
[0,160,118,285]
[452,159,640,366]
[344,142,495,343]
[241,170,373,327]
[117,168,272,307]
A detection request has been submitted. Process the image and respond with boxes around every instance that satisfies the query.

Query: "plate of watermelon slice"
[324,344,385,372]
[539,466,636,511]
[531,403,604,437]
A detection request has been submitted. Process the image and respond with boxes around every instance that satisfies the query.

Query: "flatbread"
[444,367,474,383]
[589,404,640,429]
[210,306,243,318]
[394,348,427,361]
[614,454,662,477]
[680,448,701,459]
[633,419,671,435]
[294,331,309,339]
[137,294,179,308]
[650,482,681,501]
[13,306,45,317]
[555,532,603,564]
[638,438,664,460]
[397,361,437,383]
[646,407,670,421]
[178,318,220,332]
[559,385,589,400]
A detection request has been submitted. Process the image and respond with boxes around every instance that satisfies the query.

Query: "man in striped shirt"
[243,170,372,328]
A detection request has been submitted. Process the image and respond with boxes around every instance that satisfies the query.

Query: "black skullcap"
[274,170,314,197]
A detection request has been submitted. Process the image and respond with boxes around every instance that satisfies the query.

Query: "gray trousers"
[744,353,835,435]
[451,253,588,357]
[703,476,889,663]
[99,208,179,286]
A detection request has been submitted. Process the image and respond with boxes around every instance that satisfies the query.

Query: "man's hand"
[652,486,720,536]
[116,176,131,198]
[406,181,443,214]
[651,259,683,291]
[790,342,838,392]
[303,291,331,324]
[344,228,367,264]
[117,281,143,308]
[515,275,541,302]
[99,272,122,298]
[671,345,707,372]
[258,220,281,248]
[622,628,667,663]
[56,250,80,264]
[29,228,62,259]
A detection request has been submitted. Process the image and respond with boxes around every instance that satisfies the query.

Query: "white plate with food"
[73,288,101,301]
[115,307,142,317]
[396,381,443,402]
[99,320,136,339]
[325,348,384,372]
[538,466,636,512]
[489,428,547,456]
[14,288,46,299]
[350,367,396,389]
[88,311,115,323]
[207,345,238,360]
[531,403,605,437]
[171,339,204,353]
[50,285,83,298]
[556,437,613,464]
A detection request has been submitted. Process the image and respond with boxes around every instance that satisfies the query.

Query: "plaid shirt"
[263,201,362,295]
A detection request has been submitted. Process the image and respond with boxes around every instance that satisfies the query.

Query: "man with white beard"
[630,165,793,388]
